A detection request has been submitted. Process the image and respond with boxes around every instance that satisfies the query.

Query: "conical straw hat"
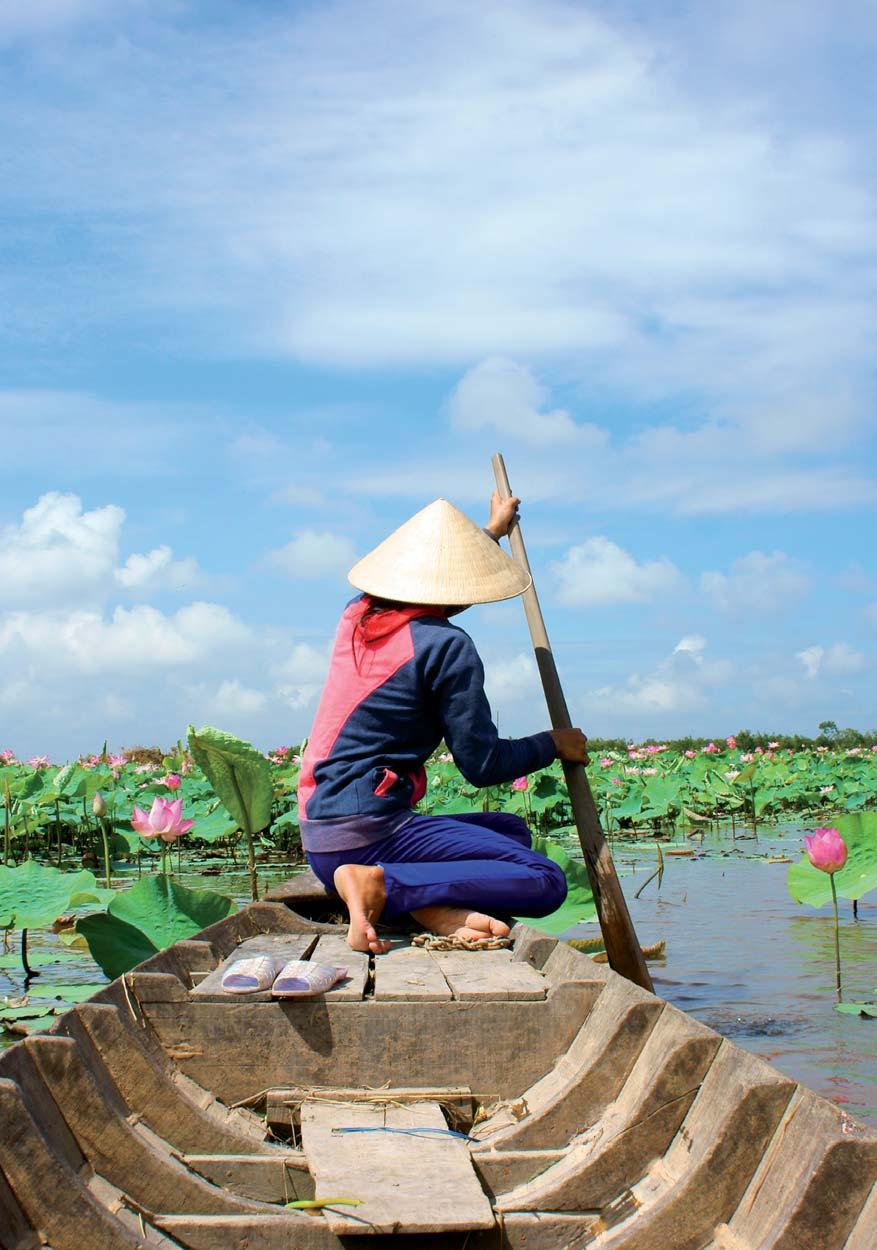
[348,499,531,605]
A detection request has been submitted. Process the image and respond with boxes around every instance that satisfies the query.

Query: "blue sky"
[1,0,875,760]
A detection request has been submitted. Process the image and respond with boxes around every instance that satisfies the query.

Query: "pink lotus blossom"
[724,770,740,781]
[160,773,182,790]
[131,797,194,843]
[755,746,764,754]
[684,750,696,759]
[512,776,529,792]
[726,736,737,749]
[624,766,641,775]
[846,747,862,757]
[820,785,835,795]
[871,745,877,752]
[599,757,614,768]
[642,767,658,776]
[272,745,290,757]
[816,746,828,753]
[134,763,158,774]
[28,755,49,768]
[701,742,719,754]
[109,754,127,768]
[768,741,779,750]
[805,827,848,875]
[0,748,16,763]
[610,777,623,786]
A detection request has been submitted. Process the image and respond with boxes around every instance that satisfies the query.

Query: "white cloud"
[0,492,123,606]
[4,0,875,464]
[674,635,706,656]
[208,679,268,719]
[449,357,601,445]
[796,642,868,680]
[0,602,250,674]
[701,551,812,615]
[274,642,332,709]
[267,531,357,580]
[483,653,540,703]
[115,545,201,594]
[553,537,684,607]
[589,636,733,717]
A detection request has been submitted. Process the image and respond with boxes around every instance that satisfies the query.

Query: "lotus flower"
[684,750,696,759]
[726,736,737,749]
[805,827,848,875]
[131,797,194,843]
[160,773,182,790]
[599,757,614,768]
[92,792,107,819]
[28,755,49,768]
[512,776,529,792]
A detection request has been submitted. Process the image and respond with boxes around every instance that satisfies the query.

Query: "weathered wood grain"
[300,1098,494,1233]
[372,943,452,1001]
[432,949,546,1001]
[309,934,369,1000]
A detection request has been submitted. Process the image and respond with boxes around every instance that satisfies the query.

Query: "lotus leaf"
[187,725,273,835]
[0,861,104,930]
[516,834,597,935]
[787,813,877,906]
[77,873,236,979]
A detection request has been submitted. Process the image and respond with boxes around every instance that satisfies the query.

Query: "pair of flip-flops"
[220,956,347,997]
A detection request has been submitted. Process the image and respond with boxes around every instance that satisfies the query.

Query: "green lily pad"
[835,1002,877,1018]
[515,835,597,935]
[787,813,877,906]
[28,982,106,1002]
[77,874,236,980]
[0,948,83,969]
[0,861,104,930]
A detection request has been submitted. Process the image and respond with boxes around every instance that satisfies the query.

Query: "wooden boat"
[1,870,875,1250]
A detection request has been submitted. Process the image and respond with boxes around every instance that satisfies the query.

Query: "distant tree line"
[585,721,877,753]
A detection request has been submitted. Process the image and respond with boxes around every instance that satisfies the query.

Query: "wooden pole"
[492,452,653,992]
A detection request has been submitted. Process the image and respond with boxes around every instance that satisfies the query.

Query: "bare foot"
[411,905,510,942]
[333,864,391,955]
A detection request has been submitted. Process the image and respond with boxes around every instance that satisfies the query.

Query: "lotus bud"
[92,792,107,819]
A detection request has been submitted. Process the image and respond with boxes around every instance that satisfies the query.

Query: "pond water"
[2,825,875,1126]
[573,822,877,1126]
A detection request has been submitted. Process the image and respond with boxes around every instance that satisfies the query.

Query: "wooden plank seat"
[190,933,549,1005]
[300,1098,495,1235]
[266,1084,475,1134]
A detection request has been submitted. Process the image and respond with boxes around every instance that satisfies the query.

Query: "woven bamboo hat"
[348,499,531,605]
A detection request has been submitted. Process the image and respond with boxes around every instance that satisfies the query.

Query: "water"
[2,834,875,1126]
[570,823,877,1125]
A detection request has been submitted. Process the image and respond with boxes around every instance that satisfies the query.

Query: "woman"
[298,492,589,954]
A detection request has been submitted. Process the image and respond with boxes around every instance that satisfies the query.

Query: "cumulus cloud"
[589,636,733,716]
[207,679,268,719]
[553,537,684,607]
[274,642,332,709]
[701,551,812,615]
[0,492,123,605]
[796,643,868,680]
[267,531,357,580]
[0,602,250,675]
[448,358,601,446]
[115,545,201,594]
[483,653,540,704]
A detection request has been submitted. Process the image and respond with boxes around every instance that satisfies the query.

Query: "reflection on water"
[569,822,877,1125]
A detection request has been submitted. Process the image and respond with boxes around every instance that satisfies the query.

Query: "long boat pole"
[492,452,653,992]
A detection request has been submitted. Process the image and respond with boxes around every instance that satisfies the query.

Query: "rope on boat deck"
[410,933,512,951]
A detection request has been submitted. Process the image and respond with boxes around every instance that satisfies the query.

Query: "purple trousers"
[307,811,567,919]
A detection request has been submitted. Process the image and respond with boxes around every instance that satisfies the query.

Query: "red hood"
[354,596,447,643]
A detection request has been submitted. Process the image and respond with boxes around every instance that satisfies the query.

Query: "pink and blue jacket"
[297,596,557,852]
